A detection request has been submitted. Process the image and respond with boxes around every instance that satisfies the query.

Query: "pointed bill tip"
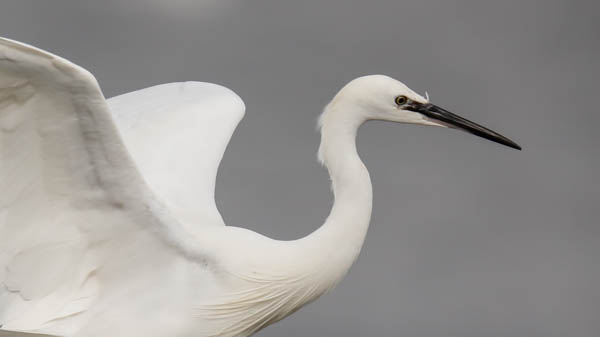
[409,102,522,151]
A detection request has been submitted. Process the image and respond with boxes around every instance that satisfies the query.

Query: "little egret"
[0,38,520,337]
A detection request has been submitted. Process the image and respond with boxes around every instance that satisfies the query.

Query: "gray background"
[1,1,598,336]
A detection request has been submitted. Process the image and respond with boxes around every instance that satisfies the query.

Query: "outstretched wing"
[108,82,245,228]
[0,38,223,335]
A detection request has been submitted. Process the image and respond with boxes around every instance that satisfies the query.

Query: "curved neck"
[296,105,372,285]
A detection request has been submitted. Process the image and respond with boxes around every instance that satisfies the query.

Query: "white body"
[0,38,470,337]
[0,38,399,337]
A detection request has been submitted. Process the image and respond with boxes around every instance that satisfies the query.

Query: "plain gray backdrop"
[1,1,598,336]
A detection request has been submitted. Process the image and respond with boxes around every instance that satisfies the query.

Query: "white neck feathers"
[301,103,373,284]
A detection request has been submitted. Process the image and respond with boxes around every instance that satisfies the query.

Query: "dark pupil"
[396,96,406,105]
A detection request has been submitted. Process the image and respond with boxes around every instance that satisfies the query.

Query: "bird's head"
[324,75,521,150]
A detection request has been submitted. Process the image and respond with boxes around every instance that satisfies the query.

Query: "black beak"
[408,102,521,150]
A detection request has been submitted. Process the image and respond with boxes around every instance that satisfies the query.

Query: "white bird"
[0,38,520,337]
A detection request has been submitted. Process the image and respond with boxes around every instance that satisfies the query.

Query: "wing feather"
[0,330,59,337]
[0,38,238,335]
[108,82,245,229]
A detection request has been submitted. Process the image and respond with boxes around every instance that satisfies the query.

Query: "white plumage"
[0,38,519,337]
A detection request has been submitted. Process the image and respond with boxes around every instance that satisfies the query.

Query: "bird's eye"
[395,95,408,106]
